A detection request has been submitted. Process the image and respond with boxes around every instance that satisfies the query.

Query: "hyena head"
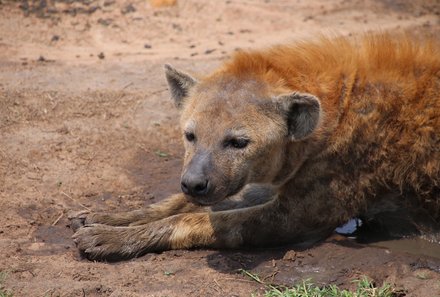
[165,64,321,205]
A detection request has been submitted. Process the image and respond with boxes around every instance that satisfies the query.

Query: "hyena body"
[71,34,440,260]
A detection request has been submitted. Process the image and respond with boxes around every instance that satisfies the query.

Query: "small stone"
[103,0,115,6]
[98,18,113,26]
[121,4,136,14]
[282,250,297,261]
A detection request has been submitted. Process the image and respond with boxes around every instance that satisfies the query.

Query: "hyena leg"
[69,184,275,229]
[69,194,205,230]
[73,196,321,260]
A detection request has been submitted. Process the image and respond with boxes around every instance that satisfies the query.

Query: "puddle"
[34,225,72,245]
[371,237,440,260]
[336,218,440,260]
[25,225,74,256]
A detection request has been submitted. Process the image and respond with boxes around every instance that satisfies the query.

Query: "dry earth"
[0,0,440,296]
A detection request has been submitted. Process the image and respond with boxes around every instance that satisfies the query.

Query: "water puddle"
[370,237,440,260]
[25,225,74,256]
[336,218,440,260]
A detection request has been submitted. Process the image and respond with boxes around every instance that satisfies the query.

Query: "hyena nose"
[181,175,210,197]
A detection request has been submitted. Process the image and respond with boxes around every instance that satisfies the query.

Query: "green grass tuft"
[0,271,13,297]
[241,269,396,297]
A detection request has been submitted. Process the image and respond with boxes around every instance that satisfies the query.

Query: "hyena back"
[71,33,440,260]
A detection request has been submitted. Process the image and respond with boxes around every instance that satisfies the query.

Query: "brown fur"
[70,33,440,260]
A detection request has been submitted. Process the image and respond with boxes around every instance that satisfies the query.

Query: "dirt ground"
[1,0,440,296]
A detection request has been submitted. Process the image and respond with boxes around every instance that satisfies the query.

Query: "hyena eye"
[224,138,250,149]
[185,132,196,142]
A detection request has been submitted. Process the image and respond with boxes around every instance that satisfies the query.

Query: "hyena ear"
[275,92,321,141]
[164,64,197,108]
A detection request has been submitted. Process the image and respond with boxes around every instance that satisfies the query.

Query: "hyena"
[70,33,440,260]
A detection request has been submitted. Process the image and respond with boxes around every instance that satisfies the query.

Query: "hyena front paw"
[68,210,118,231]
[72,224,138,260]
[68,210,91,231]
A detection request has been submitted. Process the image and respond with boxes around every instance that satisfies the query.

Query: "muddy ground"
[0,0,440,296]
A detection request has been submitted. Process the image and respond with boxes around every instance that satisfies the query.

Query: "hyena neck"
[271,140,311,187]
[271,117,336,187]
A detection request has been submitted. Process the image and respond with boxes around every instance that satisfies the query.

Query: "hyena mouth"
[182,173,249,206]
[186,197,218,206]
[182,192,223,206]
[224,175,248,199]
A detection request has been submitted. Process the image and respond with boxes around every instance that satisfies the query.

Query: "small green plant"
[155,150,169,158]
[0,289,13,297]
[241,269,396,297]
[0,271,13,297]
[415,272,429,280]
[163,271,175,276]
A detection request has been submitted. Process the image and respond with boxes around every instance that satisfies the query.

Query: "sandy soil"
[0,0,440,296]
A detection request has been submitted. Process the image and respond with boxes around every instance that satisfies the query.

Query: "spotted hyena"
[70,33,440,260]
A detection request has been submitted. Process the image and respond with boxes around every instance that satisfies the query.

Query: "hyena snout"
[181,151,214,202]
[181,172,211,197]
